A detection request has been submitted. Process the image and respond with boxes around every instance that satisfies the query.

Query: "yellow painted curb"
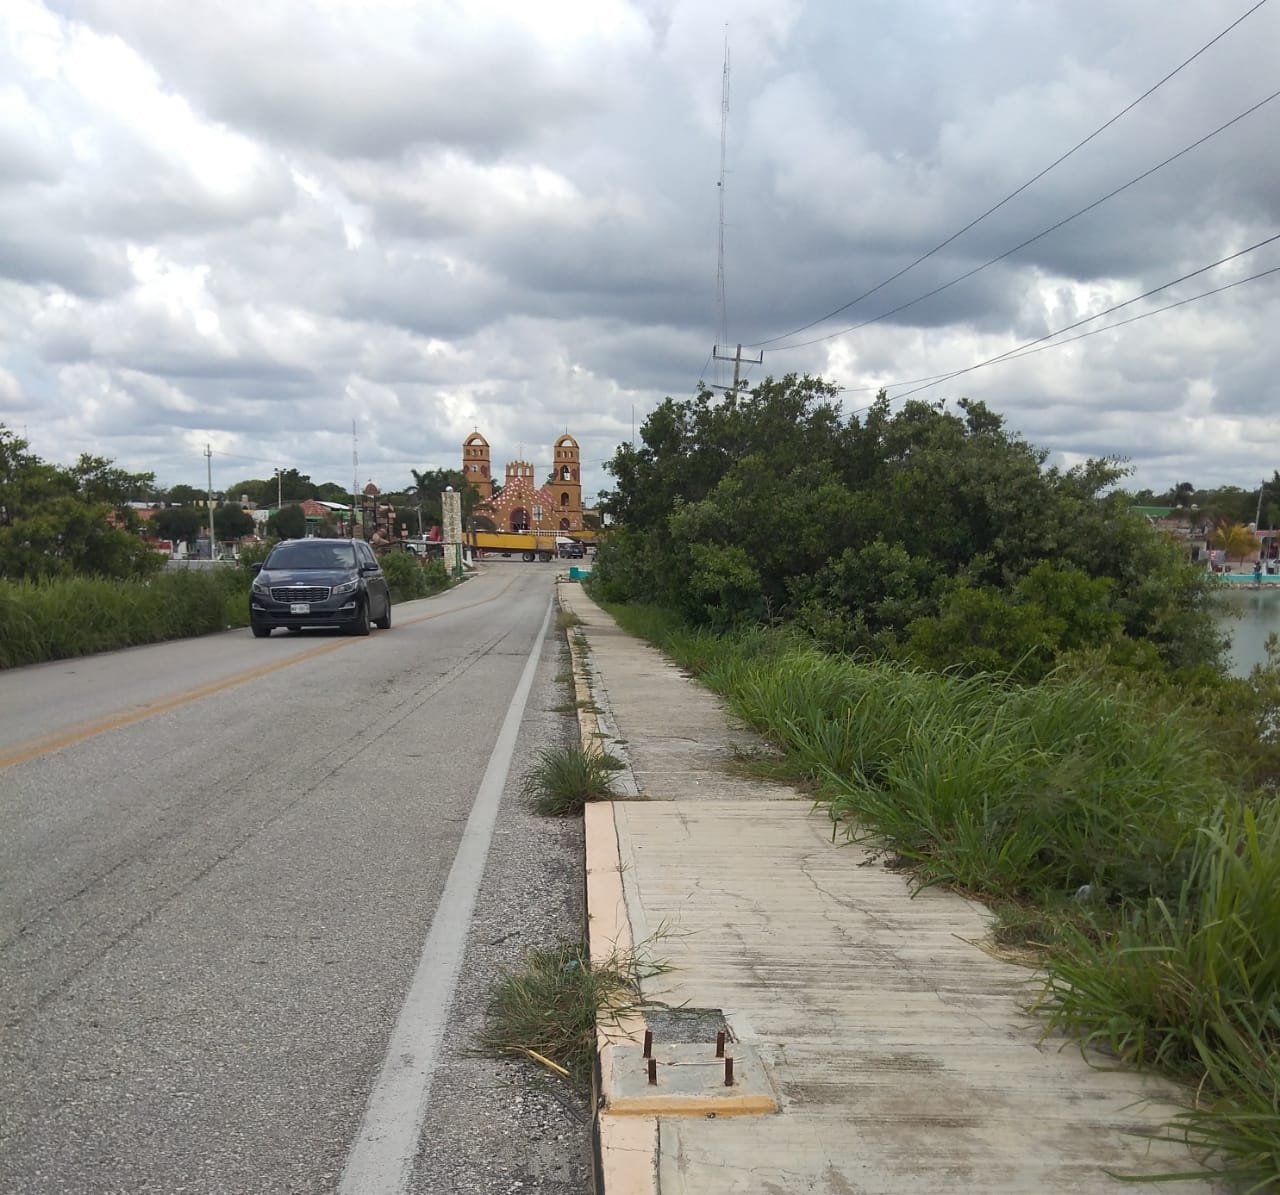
[598,1116,658,1195]
[559,584,659,1195]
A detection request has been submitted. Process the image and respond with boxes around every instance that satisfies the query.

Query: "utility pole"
[275,467,282,509]
[711,343,763,395]
[204,444,215,559]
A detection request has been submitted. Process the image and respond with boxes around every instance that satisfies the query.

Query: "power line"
[979,265,1280,369]
[750,0,1272,349]
[839,262,1280,405]
[861,232,1280,407]
[765,86,1280,354]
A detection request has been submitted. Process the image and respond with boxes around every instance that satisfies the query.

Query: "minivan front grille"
[271,586,331,603]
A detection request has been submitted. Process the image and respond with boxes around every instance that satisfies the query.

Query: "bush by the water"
[593,379,1225,681]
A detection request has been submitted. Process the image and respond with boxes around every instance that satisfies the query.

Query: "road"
[0,562,592,1194]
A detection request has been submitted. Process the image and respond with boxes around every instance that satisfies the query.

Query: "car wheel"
[251,624,271,638]
[350,598,371,636]
[374,599,391,630]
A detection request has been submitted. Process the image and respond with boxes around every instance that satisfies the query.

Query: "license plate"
[290,602,311,614]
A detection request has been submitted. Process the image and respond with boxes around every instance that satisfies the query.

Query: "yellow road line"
[0,593,495,772]
[0,640,351,771]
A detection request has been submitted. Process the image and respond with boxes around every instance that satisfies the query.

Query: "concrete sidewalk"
[558,583,1221,1195]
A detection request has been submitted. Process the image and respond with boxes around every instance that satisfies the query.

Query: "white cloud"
[0,0,1276,498]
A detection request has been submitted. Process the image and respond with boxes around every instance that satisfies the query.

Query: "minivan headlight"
[332,578,359,596]
[251,577,271,595]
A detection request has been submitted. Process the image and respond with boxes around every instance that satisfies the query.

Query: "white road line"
[338,597,553,1194]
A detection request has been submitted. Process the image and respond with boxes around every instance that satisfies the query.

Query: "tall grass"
[0,568,251,668]
[1038,800,1280,1186]
[598,601,1280,1185]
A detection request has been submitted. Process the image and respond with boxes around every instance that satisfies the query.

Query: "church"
[462,432,586,535]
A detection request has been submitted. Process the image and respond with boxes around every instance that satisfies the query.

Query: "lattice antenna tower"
[715,30,730,388]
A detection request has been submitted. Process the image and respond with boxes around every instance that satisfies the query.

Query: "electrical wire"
[749,0,1273,349]
[838,262,1280,406]
[840,233,1280,409]
[764,86,1280,354]
[974,264,1280,369]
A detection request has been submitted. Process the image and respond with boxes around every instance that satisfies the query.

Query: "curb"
[560,581,661,1195]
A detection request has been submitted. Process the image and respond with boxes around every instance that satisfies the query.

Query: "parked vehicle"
[249,538,391,637]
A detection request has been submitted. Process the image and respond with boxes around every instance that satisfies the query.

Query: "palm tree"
[1209,521,1260,569]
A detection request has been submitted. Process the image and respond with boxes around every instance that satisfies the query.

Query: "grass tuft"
[521,745,621,815]
[476,938,664,1090]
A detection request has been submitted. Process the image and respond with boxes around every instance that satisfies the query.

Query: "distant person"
[1254,559,1263,582]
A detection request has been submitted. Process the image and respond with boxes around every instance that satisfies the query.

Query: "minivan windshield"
[266,540,357,570]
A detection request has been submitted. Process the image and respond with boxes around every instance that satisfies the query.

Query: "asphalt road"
[0,562,592,1194]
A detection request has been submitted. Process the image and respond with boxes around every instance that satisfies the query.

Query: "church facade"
[462,432,585,535]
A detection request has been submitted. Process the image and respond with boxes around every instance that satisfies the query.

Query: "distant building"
[464,432,586,534]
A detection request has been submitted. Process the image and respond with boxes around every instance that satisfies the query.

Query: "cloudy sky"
[2,0,1277,503]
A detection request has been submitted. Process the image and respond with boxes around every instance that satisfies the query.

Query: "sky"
[1,0,1278,504]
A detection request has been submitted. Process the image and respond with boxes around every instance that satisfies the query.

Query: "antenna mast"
[715,29,730,385]
[709,32,760,396]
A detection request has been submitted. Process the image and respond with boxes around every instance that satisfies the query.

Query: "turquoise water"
[1214,586,1280,677]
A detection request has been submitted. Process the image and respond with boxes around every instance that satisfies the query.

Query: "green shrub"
[379,550,427,601]
[379,550,451,603]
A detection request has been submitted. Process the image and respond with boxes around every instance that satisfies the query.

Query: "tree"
[213,504,255,540]
[68,454,156,512]
[1210,521,1260,567]
[228,478,272,507]
[0,425,162,581]
[407,468,479,532]
[166,483,206,506]
[276,469,316,502]
[152,505,206,545]
[314,481,351,503]
[266,504,307,539]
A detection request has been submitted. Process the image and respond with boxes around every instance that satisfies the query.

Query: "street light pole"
[1256,481,1267,529]
[276,468,282,510]
[205,444,215,559]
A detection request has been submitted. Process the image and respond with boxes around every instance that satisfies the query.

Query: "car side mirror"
[249,562,262,575]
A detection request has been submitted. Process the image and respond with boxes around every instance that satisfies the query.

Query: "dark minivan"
[249,538,391,637]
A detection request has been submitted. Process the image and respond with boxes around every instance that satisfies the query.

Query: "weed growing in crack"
[476,937,671,1090]
[521,745,623,815]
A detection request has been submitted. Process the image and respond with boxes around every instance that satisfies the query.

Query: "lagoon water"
[1215,585,1280,676]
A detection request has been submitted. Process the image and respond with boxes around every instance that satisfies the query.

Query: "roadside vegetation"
[0,568,252,669]
[0,422,455,668]
[587,376,1280,1187]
